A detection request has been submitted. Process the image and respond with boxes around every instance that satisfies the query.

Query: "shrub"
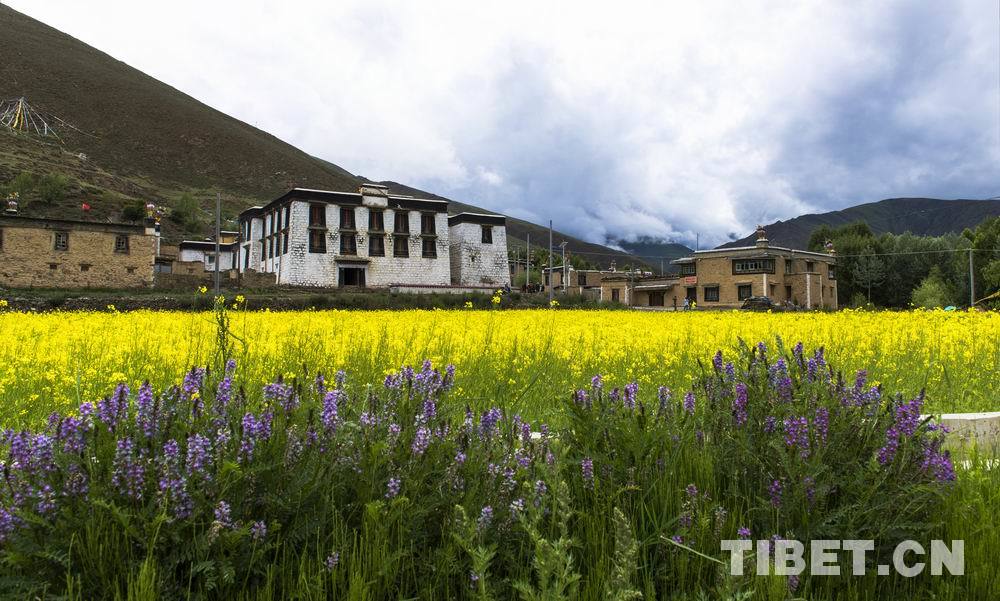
[0,342,958,599]
[36,173,71,204]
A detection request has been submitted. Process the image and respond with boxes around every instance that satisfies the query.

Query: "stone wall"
[448,222,511,287]
[0,219,154,288]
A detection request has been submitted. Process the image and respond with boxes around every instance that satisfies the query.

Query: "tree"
[170,193,202,232]
[911,266,954,308]
[853,248,886,304]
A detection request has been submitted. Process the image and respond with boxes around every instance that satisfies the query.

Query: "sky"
[7,0,1000,247]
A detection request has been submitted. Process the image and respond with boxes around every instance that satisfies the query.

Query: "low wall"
[389,284,499,295]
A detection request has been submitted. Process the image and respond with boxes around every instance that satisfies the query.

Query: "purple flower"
[685,483,699,498]
[725,362,736,382]
[782,416,810,458]
[385,477,401,499]
[411,427,431,456]
[623,381,638,410]
[712,350,724,373]
[325,552,340,571]
[895,393,924,437]
[214,501,233,528]
[768,479,782,508]
[814,407,829,445]
[732,383,748,426]
[97,384,129,431]
[479,408,502,438]
[764,415,777,433]
[591,374,603,392]
[135,382,157,439]
[581,457,595,488]
[421,398,437,424]
[186,433,212,480]
[58,416,87,454]
[737,527,751,539]
[335,370,347,388]
[574,389,588,406]
[670,535,684,544]
[803,475,815,504]
[0,507,18,543]
[477,505,493,530]
[215,375,233,413]
[263,380,296,414]
[250,520,267,541]
[683,391,696,415]
[111,437,145,501]
[159,439,192,519]
[878,426,900,465]
[921,440,956,482]
[509,498,526,518]
[321,390,340,434]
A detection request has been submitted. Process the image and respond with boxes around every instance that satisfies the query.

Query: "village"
[0,186,838,309]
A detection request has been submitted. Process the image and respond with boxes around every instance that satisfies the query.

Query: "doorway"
[338,267,366,287]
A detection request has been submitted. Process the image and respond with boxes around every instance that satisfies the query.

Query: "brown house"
[599,227,837,310]
[0,214,156,288]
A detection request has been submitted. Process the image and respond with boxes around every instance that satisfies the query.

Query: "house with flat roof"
[237,185,510,289]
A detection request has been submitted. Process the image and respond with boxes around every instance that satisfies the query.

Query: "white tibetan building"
[236,185,511,289]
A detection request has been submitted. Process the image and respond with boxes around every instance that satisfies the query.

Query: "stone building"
[178,237,239,272]
[668,227,837,309]
[238,185,509,289]
[448,213,510,287]
[0,214,156,288]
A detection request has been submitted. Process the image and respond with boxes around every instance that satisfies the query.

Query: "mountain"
[0,4,642,268]
[613,238,694,272]
[718,197,1000,249]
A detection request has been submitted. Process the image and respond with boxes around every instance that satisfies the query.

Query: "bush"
[36,173,71,204]
[120,201,147,223]
[911,267,954,308]
[0,341,958,599]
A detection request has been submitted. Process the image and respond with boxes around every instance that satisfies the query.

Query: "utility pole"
[696,233,699,251]
[548,220,554,305]
[660,259,663,276]
[560,241,568,292]
[969,247,975,306]
[214,192,221,295]
[525,233,530,291]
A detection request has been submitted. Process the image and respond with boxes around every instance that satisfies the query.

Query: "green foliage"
[6,171,38,196]
[120,201,147,223]
[911,267,955,308]
[37,172,71,204]
[170,192,203,232]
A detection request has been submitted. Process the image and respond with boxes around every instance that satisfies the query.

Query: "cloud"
[8,0,999,247]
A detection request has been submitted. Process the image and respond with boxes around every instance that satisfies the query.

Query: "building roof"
[239,187,448,219]
[671,245,836,263]
[179,240,239,250]
[448,212,506,226]
[0,214,146,234]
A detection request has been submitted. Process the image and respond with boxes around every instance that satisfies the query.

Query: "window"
[421,214,436,235]
[49,263,58,270]
[155,261,172,274]
[309,204,326,227]
[578,272,587,286]
[340,207,356,230]
[738,284,753,301]
[113,235,129,253]
[544,272,550,286]
[680,263,696,276]
[394,211,410,234]
[393,235,409,257]
[806,261,815,272]
[611,288,620,302]
[80,264,91,272]
[54,231,69,251]
[785,285,792,301]
[309,203,327,254]
[127,267,136,274]
[732,259,774,274]
[421,237,436,258]
[685,287,697,302]
[340,233,357,255]
[704,286,720,302]
[369,235,385,256]
[784,259,793,274]
[481,225,493,244]
[282,231,289,254]
[243,246,250,269]
[207,254,216,265]
[828,265,836,280]
[369,209,384,232]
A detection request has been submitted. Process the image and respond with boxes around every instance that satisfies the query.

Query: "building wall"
[0,222,154,288]
[448,222,511,286]
[246,200,451,288]
[673,251,837,309]
[178,247,237,271]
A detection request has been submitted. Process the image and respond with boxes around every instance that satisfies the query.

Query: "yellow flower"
[235,295,246,304]
[0,299,8,308]
[491,295,501,305]
[106,304,116,312]
[464,301,474,309]
[198,286,208,294]
[550,299,560,307]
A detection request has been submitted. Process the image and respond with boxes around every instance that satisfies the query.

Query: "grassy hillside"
[719,197,1000,249]
[0,4,639,265]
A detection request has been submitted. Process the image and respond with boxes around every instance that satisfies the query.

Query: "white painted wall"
[448,222,511,287]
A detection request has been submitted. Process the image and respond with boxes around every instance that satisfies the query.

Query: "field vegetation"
[0,302,997,599]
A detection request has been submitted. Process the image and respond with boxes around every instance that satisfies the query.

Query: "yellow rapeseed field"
[0,308,997,425]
